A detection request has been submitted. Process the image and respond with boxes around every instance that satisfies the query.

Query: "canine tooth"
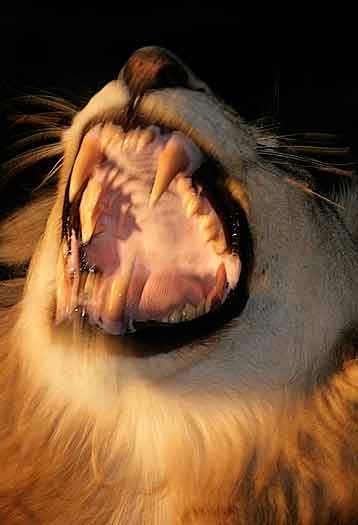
[69,126,103,202]
[149,134,190,208]
[181,303,197,321]
[204,263,228,313]
[198,213,217,236]
[79,179,103,244]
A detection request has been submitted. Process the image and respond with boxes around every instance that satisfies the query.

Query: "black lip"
[59,116,253,351]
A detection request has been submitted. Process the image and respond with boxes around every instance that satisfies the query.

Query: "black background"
[0,10,357,207]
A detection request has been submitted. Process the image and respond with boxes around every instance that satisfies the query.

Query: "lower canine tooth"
[181,303,197,321]
[106,257,135,322]
[149,135,190,208]
[70,126,103,202]
[79,179,103,244]
[196,301,206,317]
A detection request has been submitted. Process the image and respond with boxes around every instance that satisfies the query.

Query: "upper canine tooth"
[149,134,190,208]
[105,255,136,325]
[79,179,103,244]
[168,308,182,324]
[181,303,197,321]
[69,126,103,202]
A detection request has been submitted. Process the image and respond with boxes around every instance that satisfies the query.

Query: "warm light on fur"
[0,47,357,524]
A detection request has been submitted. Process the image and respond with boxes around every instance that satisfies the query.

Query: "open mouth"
[56,119,249,337]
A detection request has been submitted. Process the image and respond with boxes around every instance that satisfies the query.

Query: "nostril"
[121,47,189,96]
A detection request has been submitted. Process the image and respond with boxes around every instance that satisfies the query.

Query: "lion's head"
[0,47,356,525]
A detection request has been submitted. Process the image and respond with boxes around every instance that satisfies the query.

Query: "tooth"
[212,233,227,255]
[196,300,206,317]
[181,303,197,321]
[136,127,157,151]
[149,135,190,208]
[168,308,182,323]
[204,263,228,313]
[176,176,192,196]
[69,126,103,202]
[79,179,103,244]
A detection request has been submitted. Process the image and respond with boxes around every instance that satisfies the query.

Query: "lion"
[0,46,357,524]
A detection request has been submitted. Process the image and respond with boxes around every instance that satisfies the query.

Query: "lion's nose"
[120,47,189,97]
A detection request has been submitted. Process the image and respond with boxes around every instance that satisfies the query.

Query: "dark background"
[0,10,357,209]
